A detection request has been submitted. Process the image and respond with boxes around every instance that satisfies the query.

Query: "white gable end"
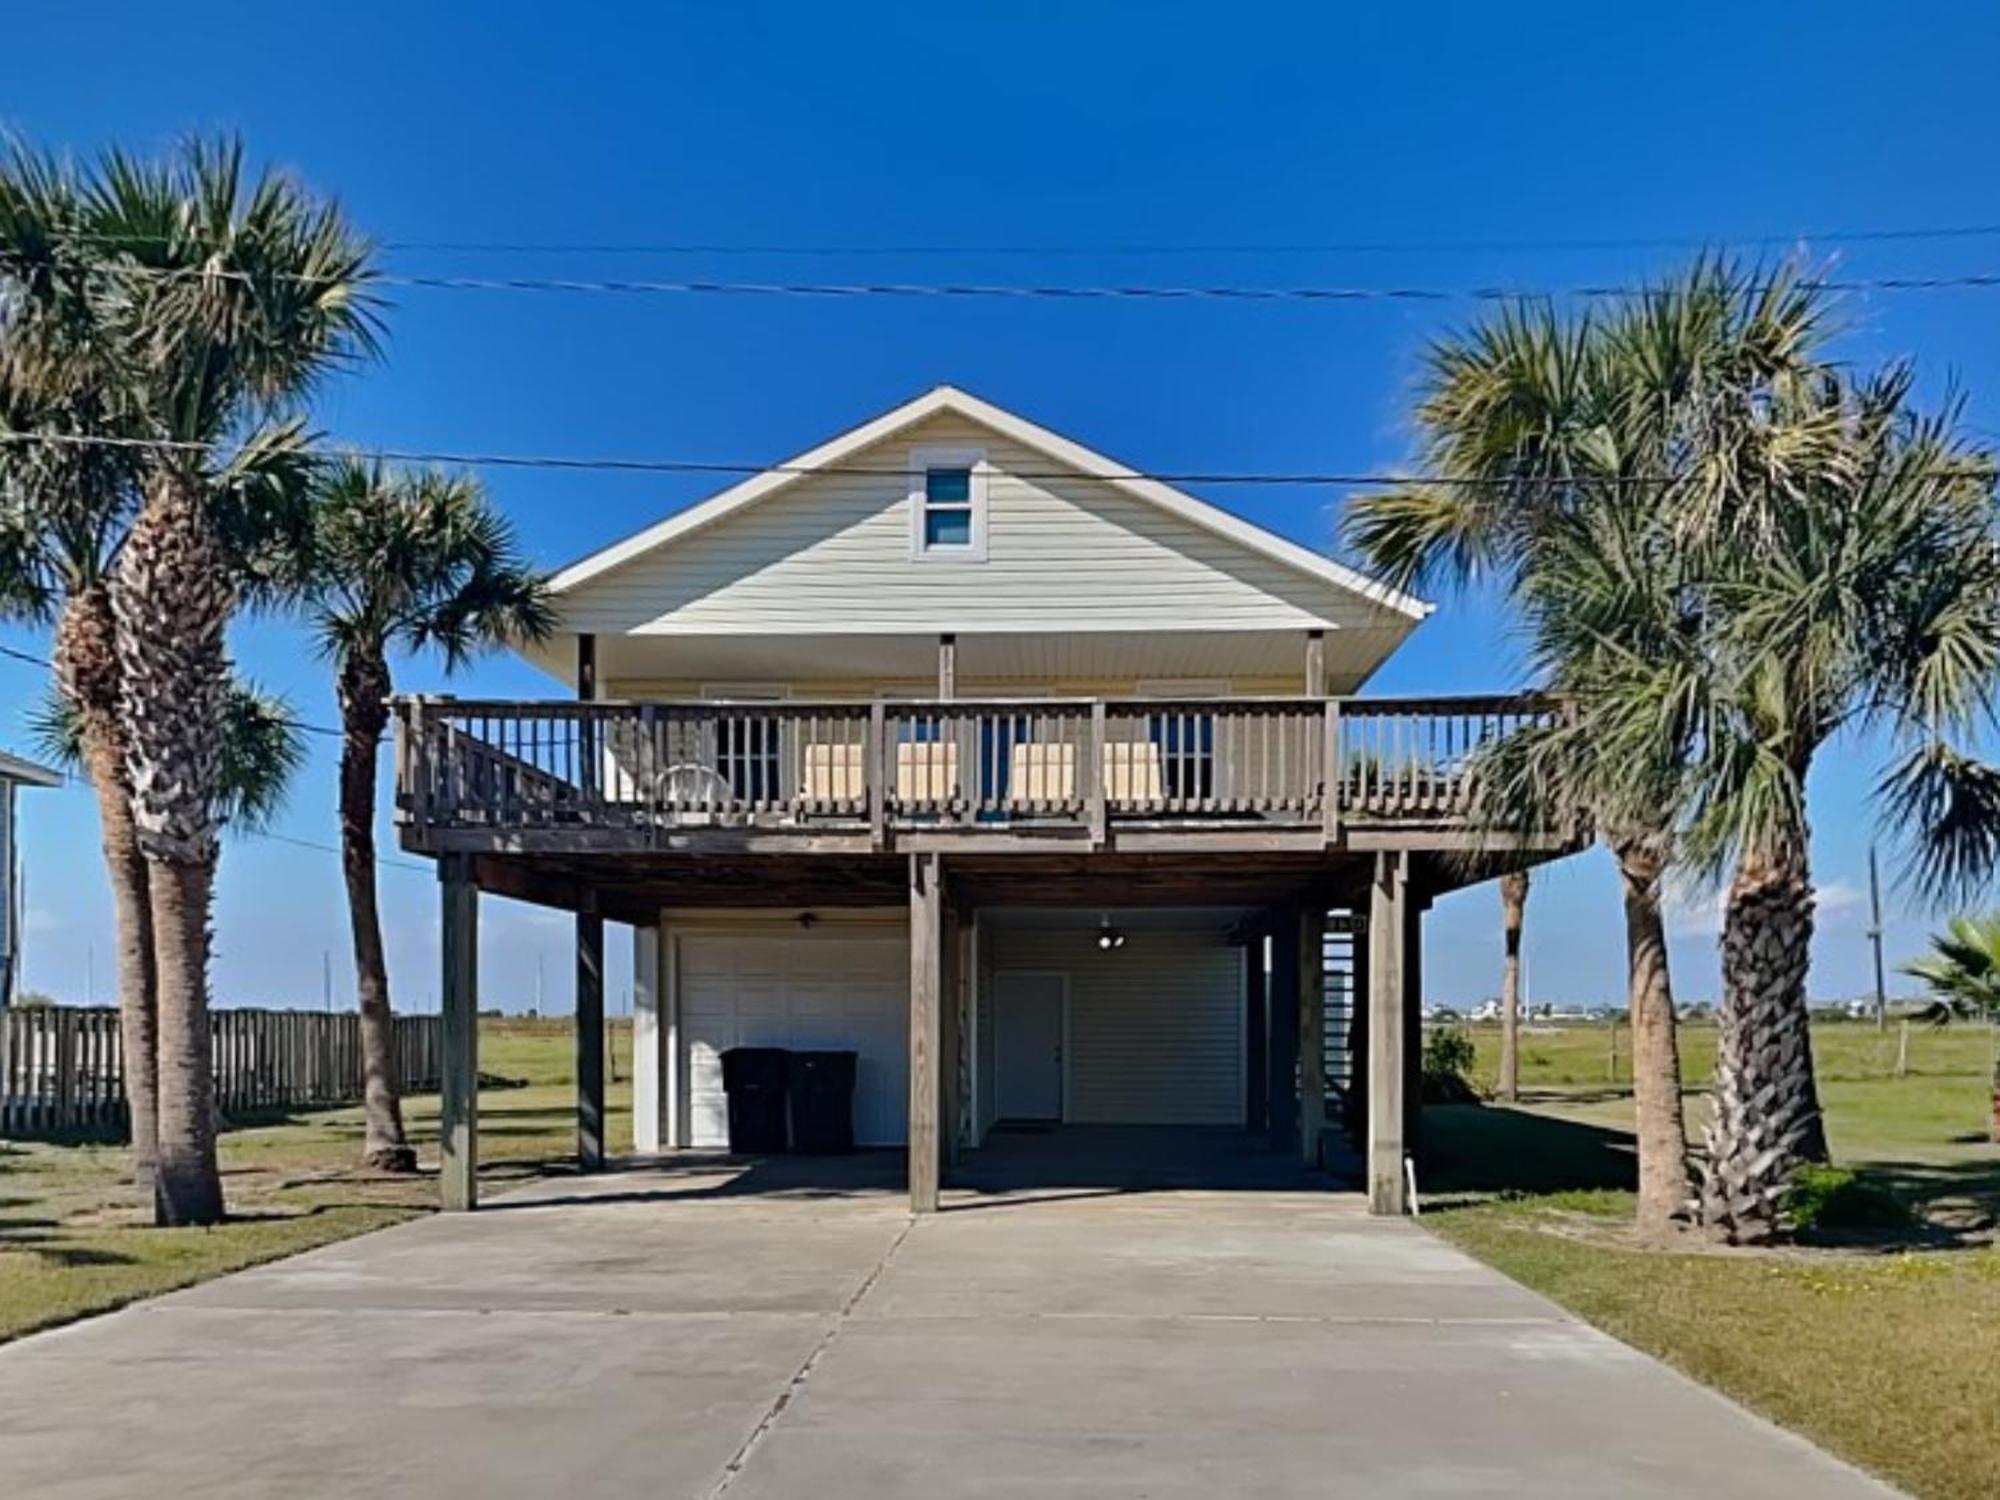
[555,400,1422,644]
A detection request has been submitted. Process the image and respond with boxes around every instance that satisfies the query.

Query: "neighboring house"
[393,386,1567,1212]
[0,750,61,1008]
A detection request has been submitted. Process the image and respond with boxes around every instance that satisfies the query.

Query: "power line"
[25,766,426,874]
[87,264,2000,304]
[352,221,2000,258]
[1,427,1990,491]
[251,827,427,873]
[0,638,348,739]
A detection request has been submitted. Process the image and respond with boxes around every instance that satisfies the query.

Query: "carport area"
[0,1155,1895,1499]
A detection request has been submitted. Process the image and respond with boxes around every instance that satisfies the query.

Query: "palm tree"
[1903,914,2000,1143]
[1343,260,1833,1236]
[0,145,161,1187]
[286,456,551,1171]
[1497,870,1528,1103]
[1662,370,2000,1239]
[82,138,379,1223]
[33,679,307,834]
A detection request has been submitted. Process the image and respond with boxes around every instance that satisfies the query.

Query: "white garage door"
[680,928,909,1148]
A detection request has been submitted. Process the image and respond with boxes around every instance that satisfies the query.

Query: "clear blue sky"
[5,2,1997,1013]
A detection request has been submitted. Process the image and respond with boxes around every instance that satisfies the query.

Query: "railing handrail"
[391,690,1552,714]
[391,689,1563,843]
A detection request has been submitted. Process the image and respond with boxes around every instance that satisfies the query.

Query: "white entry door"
[994,971,1065,1121]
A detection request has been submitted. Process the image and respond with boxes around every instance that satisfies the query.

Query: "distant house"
[0,750,60,1007]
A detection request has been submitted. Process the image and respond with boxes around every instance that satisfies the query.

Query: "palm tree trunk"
[1699,839,1826,1243]
[1497,870,1527,1102]
[1988,1044,1999,1146]
[1614,838,1690,1237]
[114,469,231,1226]
[53,588,160,1193]
[338,651,413,1171]
[148,859,222,1223]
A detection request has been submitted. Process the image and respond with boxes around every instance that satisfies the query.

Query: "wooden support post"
[439,854,480,1212]
[1267,906,1301,1153]
[1403,888,1427,1156]
[1086,699,1108,847]
[909,853,943,1213]
[867,701,888,850]
[1299,906,1326,1168]
[1368,851,1408,1214]
[575,899,605,1172]
[1304,628,1326,697]
[577,633,599,803]
[937,633,957,700]
[1245,932,1268,1133]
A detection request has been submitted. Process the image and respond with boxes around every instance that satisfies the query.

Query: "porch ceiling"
[545,626,1402,694]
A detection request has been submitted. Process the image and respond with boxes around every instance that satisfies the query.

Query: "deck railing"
[393,693,1559,845]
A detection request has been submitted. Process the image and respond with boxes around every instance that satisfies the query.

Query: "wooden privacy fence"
[0,1006,443,1137]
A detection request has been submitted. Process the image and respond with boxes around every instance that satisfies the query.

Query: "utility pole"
[1868,846,1888,1033]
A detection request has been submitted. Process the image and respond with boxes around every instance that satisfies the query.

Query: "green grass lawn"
[0,1017,633,1345]
[1426,1019,2000,1500]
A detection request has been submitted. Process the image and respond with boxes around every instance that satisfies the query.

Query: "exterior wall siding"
[560,413,1405,642]
[989,924,1245,1127]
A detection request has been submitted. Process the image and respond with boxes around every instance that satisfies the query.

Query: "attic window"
[909,447,988,560]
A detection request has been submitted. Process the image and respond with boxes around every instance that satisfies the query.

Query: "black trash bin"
[786,1050,858,1154]
[720,1047,790,1154]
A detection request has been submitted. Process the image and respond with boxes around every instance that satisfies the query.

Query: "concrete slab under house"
[392,385,1574,1213]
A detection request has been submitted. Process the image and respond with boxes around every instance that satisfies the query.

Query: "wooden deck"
[393,692,1563,856]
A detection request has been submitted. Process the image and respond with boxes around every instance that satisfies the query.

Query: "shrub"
[1422,1026,1481,1104]
[1788,1166,1914,1233]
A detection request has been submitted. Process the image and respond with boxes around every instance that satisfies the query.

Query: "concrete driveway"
[0,1137,1897,1498]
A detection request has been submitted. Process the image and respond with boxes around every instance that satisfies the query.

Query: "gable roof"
[548,385,1431,622]
[0,750,60,789]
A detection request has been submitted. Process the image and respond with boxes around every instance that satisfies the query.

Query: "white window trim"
[908,445,990,563]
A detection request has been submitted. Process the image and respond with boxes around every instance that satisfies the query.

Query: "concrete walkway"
[0,1143,1899,1498]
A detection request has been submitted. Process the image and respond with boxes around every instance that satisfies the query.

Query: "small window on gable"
[910,447,987,560]
[924,469,973,546]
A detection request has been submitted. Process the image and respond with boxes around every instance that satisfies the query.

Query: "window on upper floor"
[909,447,988,560]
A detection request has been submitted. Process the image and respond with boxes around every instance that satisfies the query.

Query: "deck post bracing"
[909,853,944,1214]
[1367,850,1409,1215]
[439,854,480,1212]
[575,894,606,1172]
